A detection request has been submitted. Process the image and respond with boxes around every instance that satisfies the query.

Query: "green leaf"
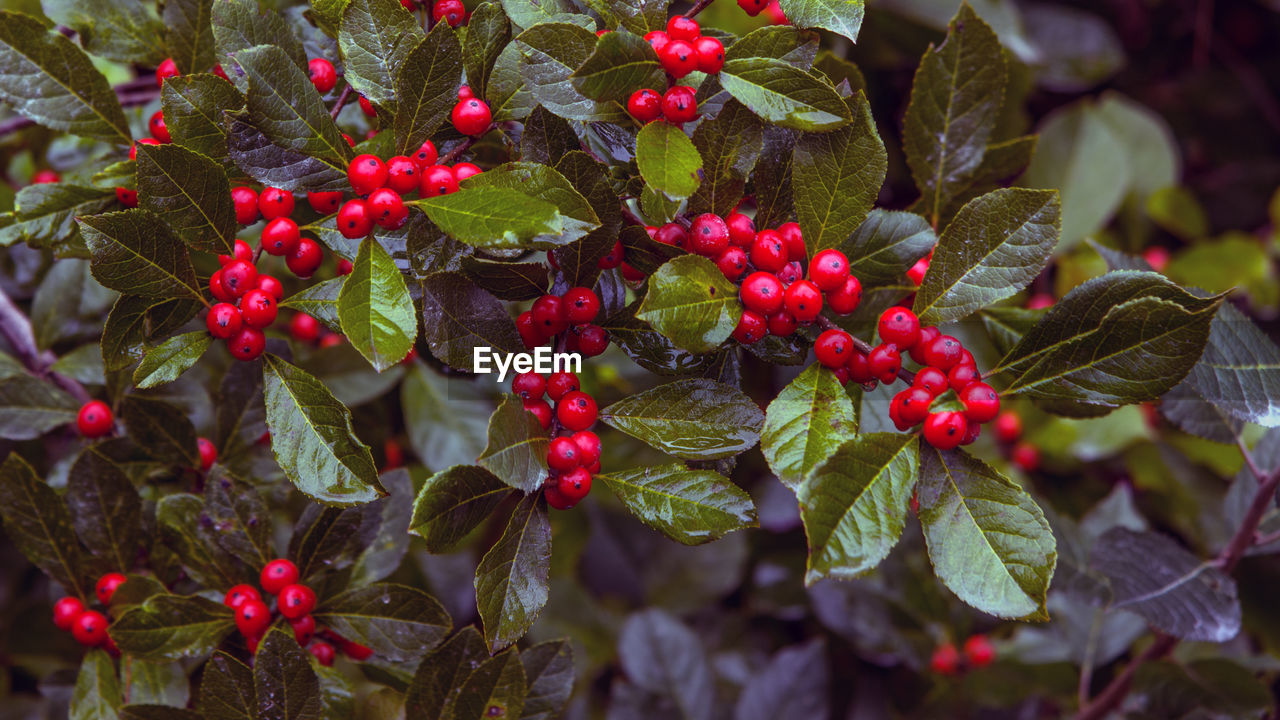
[410,465,513,553]
[124,659,190,708]
[521,105,578,166]
[0,11,131,143]
[288,504,375,580]
[0,183,114,253]
[67,448,142,573]
[262,353,385,505]
[718,57,851,132]
[461,257,550,300]
[464,2,511,100]
[164,0,216,73]
[337,237,418,372]
[121,396,199,465]
[71,650,122,720]
[635,120,702,201]
[902,4,1006,225]
[351,469,415,585]
[799,433,917,584]
[199,652,255,720]
[752,125,797,229]
[600,464,756,545]
[394,21,463,154]
[314,583,451,661]
[254,628,322,720]
[111,594,236,660]
[211,0,307,74]
[419,271,525,371]
[912,188,1060,325]
[488,42,536,122]
[735,640,829,720]
[601,378,764,460]
[0,454,88,599]
[725,25,819,67]
[617,609,713,720]
[478,395,550,493]
[636,255,742,354]
[1187,302,1280,427]
[761,364,858,489]
[280,277,344,331]
[689,100,764,218]
[42,0,165,65]
[133,331,211,389]
[917,446,1056,620]
[102,296,200,372]
[570,30,664,101]
[0,373,80,440]
[993,271,1225,410]
[475,493,551,652]
[162,75,243,169]
[839,209,935,285]
[516,23,627,123]
[777,0,863,42]
[404,627,489,719]
[455,648,527,720]
[520,640,574,720]
[203,467,273,568]
[412,188,565,249]
[157,494,251,588]
[340,0,425,112]
[78,210,204,301]
[793,92,886,254]
[225,109,347,192]
[401,364,491,473]
[463,162,601,245]
[501,0,581,28]
[135,144,236,255]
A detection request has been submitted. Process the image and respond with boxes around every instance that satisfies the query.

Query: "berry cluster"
[511,372,601,510]
[398,0,468,26]
[223,559,368,663]
[645,17,724,79]
[516,287,609,356]
[51,573,128,652]
[992,409,1040,472]
[736,0,788,22]
[931,635,996,675]
[287,312,346,349]
[206,240,288,362]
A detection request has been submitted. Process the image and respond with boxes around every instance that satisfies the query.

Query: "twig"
[0,288,91,404]
[329,84,354,120]
[1075,634,1178,720]
[815,314,916,384]
[1238,436,1267,481]
[439,127,493,165]
[683,0,715,18]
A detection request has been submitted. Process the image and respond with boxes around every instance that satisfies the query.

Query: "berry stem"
[330,84,354,120]
[815,314,916,384]
[683,0,715,18]
[438,125,495,165]
[0,288,92,404]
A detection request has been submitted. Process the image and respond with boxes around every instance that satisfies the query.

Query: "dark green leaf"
[903,4,1006,225]
[351,468,415,585]
[917,446,1056,620]
[281,277,344,332]
[0,454,89,599]
[226,110,347,192]
[814,51,866,94]
[980,305,1044,356]
[761,364,857,489]
[263,353,385,505]
[165,0,216,73]
[1187,302,1280,428]
[793,93,885,253]
[315,583,451,661]
[288,504,377,580]
[752,125,797,229]
[255,628,322,720]
[156,494,250,588]
[600,464,756,545]
[939,135,1038,219]
[337,237,418,372]
[637,255,742,354]
[617,223,683,276]
[734,640,829,720]
[203,467,273,568]
[617,609,712,720]
[475,494,551,652]
[501,0,581,28]
[78,210,204,301]
[162,75,243,169]
[603,303,724,376]
[340,0,425,112]
[719,58,851,132]
[118,707,201,720]
[215,355,267,463]
[136,143,236,255]
[799,433,916,583]
[1160,378,1242,444]
[133,331,212,389]
[488,43,537,122]
[689,100,764,217]
[776,0,863,41]
[520,640,574,720]
[42,0,164,66]
[478,396,550,493]
[1131,659,1269,719]
[71,650,122,720]
[913,188,1060,325]
[411,188,565,249]
[601,378,763,460]
[635,120,702,200]
[121,396,199,465]
[461,257,550,300]
[571,30,663,101]
[464,2,510,99]
[111,594,236,660]
[211,0,307,73]
[0,11,131,143]
[410,465,512,553]
[839,209,935,285]
[0,373,80,440]
[725,26,819,68]
[67,448,142,573]
[123,659,190,708]
[419,272,525,371]
[393,22,463,154]
[454,649,527,720]
[199,652,255,720]
[464,162,602,245]
[522,106,578,165]
[404,627,489,719]
[0,184,114,253]
[517,23,628,123]
[401,364,491,473]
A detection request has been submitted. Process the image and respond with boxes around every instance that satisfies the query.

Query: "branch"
[0,288,91,404]
[329,84,354,120]
[683,0,715,18]
[438,128,492,165]
[1074,634,1178,720]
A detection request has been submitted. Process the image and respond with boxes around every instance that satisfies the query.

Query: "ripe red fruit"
[741,272,784,315]
[556,467,592,505]
[660,40,698,78]
[257,275,284,302]
[512,372,546,400]
[964,635,995,667]
[923,411,967,450]
[1026,293,1054,310]
[232,186,260,225]
[715,246,748,280]
[563,287,601,325]
[661,85,698,124]
[336,258,353,275]
[689,214,729,256]
[129,137,160,160]
[285,238,322,278]
[224,585,260,610]
[572,431,601,466]
[644,30,670,54]
[290,614,316,645]
[907,254,930,285]
[993,411,1022,444]
[948,363,980,392]
[220,259,258,298]
[909,326,940,365]
[778,222,805,260]
[310,642,336,666]
[337,199,374,239]
[930,643,960,675]
[289,314,322,345]
[750,230,788,272]
[451,97,492,136]
[207,303,243,339]
[96,573,127,605]
[921,335,964,371]
[517,311,543,349]
[261,559,300,595]
[897,387,934,426]
[235,599,271,638]
[385,156,420,195]
[738,0,768,15]
[782,279,823,322]
[359,95,376,117]
[545,484,573,510]
[457,85,474,100]
[548,437,581,471]
[453,162,482,181]
[348,154,389,195]
[814,329,853,368]
[228,327,266,361]
[767,311,797,337]
[261,217,300,256]
[557,391,598,431]
[524,398,552,429]
[115,186,138,208]
[149,111,170,143]
[598,240,624,269]
[260,188,295,221]
[77,400,113,438]
[53,597,85,631]
[732,309,767,344]
[654,223,687,247]
[826,275,862,315]
[726,212,755,247]
[433,0,466,26]
[627,89,662,122]
[913,366,949,396]
[220,239,254,265]
[367,187,407,229]
[546,372,580,402]
[847,350,874,384]
[156,57,179,86]
[278,584,317,620]
[776,261,802,286]
[72,610,109,647]
[413,140,438,168]
[240,290,278,329]
[31,169,59,184]
[867,344,902,383]
[694,36,725,74]
[209,270,233,302]
[1011,441,1040,471]
[808,249,850,291]
[532,295,569,336]
[308,58,337,93]
[420,164,459,197]
[878,307,921,349]
[666,15,699,40]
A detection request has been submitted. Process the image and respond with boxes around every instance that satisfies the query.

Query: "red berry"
[826,275,862,314]
[287,238,324,278]
[808,249,850,291]
[235,599,271,638]
[96,573,127,605]
[457,85,474,100]
[524,398,553,429]
[257,275,284,302]
[877,307,921,349]
[77,400,113,438]
[931,643,960,675]
[433,0,465,26]
[666,15,700,40]
[194,436,217,470]
[715,246,748,280]
[909,326,941,365]
[562,287,600,324]
[963,635,995,667]
[532,295,569,336]
[571,431,601,466]
[644,30,670,54]
[545,484,573,510]
[948,363,980,392]
[654,222,687,248]
[261,217,300,256]
[115,186,138,208]
[240,289,278,329]
[847,350,874,384]
[31,169,59,184]
[337,199,374,239]
[661,85,697,124]
[207,303,243,339]
[993,411,1022,444]
[778,222,805,260]
[385,156,420,195]
[907,254,930,285]
[277,584,317,620]
[1026,293,1054,310]
[726,212,755,247]
[220,259,258,298]
[627,89,662,122]
[348,154,389,195]
[129,137,160,161]
[288,312,321,343]
[72,610,109,647]
[1011,442,1040,472]
[867,343,901,383]
[232,186,260,225]
[213,65,229,81]
[737,0,768,15]
[290,614,316,645]
[261,559,300,595]
[310,642,336,666]
[660,39,698,78]
[897,387,934,426]
[413,140,438,168]
[308,58,337,93]
[732,309,767,344]
[556,391,597,431]
[741,272,784,315]
[913,366,949,396]
[688,214,729,256]
[454,162,482,181]
[512,372,546,400]
[546,372,580,402]
[923,411,967,450]
[921,335,964,371]
[776,260,802,286]
[359,95,376,117]
[367,187,407,229]
[556,467,592,505]
[451,97,492,136]
[694,36,725,74]
[149,111,170,143]
[258,187,294,220]
[517,311,544,349]
[814,329,853,368]
[750,230,788,272]
[223,585,261,610]
[209,269,233,302]
[156,57,179,86]
[598,240,624,269]
[548,437,581,471]
[53,597,86,631]
[227,327,266,361]
[420,164,459,197]
[782,279,822,322]
[767,311,797,336]
[220,239,254,265]
[336,258,354,275]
